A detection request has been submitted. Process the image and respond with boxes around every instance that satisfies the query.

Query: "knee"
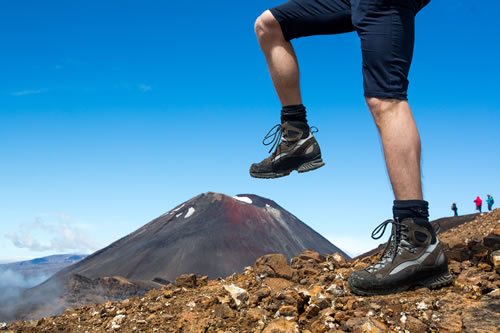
[365,97,384,113]
[365,97,385,124]
[254,10,282,43]
[365,97,400,127]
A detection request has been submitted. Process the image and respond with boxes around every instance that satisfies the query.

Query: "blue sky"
[1,0,498,261]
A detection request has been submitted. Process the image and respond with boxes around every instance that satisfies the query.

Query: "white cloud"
[10,89,46,96]
[5,215,101,253]
[138,84,152,92]
[6,232,51,252]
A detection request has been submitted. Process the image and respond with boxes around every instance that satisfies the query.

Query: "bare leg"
[366,97,423,200]
[255,10,301,106]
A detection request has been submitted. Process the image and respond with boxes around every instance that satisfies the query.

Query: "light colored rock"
[327,252,347,267]
[488,289,500,298]
[263,318,299,333]
[110,314,126,330]
[224,284,248,306]
[491,250,500,270]
[326,281,347,297]
[416,300,428,310]
[112,314,126,324]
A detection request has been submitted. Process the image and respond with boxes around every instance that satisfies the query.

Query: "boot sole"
[250,157,325,179]
[348,270,453,296]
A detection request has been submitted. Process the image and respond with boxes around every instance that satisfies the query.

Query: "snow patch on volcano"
[184,207,195,218]
[173,204,185,212]
[233,196,252,204]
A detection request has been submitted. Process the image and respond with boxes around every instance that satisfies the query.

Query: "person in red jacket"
[474,196,482,213]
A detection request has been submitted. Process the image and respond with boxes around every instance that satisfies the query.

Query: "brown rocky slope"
[3,209,500,332]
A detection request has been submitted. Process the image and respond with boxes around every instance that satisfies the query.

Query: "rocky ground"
[3,209,500,332]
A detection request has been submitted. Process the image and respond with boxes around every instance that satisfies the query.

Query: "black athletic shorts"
[269,0,430,100]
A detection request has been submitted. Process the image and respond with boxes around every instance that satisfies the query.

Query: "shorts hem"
[364,91,408,100]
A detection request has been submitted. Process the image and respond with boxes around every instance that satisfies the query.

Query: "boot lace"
[262,124,284,154]
[365,218,417,273]
[262,124,318,154]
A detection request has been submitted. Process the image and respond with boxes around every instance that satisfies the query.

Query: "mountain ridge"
[0,254,86,279]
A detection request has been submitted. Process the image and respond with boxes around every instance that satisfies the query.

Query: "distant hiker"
[474,196,482,213]
[251,0,452,296]
[487,194,494,212]
[451,203,458,216]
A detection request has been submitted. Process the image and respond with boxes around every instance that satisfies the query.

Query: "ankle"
[281,104,307,124]
[281,105,309,139]
[393,200,428,219]
[393,200,437,241]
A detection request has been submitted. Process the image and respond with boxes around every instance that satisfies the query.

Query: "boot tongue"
[401,217,436,244]
[282,129,300,142]
[282,121,305,142]
[380,223,399,260]
[388,222,400,256]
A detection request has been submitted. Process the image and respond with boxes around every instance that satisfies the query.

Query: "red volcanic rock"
[298,249,326,263]
[254,254,293,280]
[175,274,197,288]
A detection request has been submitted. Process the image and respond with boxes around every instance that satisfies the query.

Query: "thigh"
[270,0,355,41]
[351,0,419,99]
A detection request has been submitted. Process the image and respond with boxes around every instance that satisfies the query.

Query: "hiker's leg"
[250,1,354,179]
[254,1,353,106]
[367,98,422,200]
[353,1,421,200]
[255,11,301,106]
[343,1,452,296]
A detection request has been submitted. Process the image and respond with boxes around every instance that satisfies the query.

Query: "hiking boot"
[249,121,325,179]
[348,218,452,296]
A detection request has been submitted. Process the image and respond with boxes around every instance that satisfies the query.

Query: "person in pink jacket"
[474,196,482,213]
